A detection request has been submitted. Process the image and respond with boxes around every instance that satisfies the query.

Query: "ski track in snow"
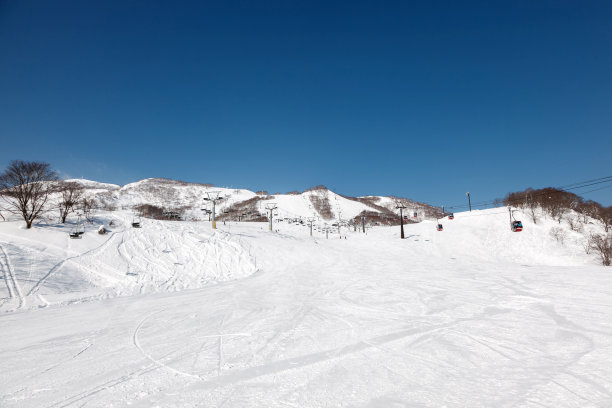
[133,309,203,380]
[1,209,612,407]
[26,227,125,298]
[0,243,25,309]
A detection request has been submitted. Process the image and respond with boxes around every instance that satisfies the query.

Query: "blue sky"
[1,0,611,206]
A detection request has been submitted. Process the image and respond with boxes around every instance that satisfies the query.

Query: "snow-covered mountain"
[67,177,443,224]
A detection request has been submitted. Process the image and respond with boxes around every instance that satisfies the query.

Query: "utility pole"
[307,217,315,236]
[361,215,366,233]
[204,191,221,229]
[396,203,407,239]
[466,192,472,212]
[265,203,277,231]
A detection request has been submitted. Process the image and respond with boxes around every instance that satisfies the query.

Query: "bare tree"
[596,206,612,233]
[524,190,539,224]
[577,200,599,223]
[549,227,567,245]
[589,233,612,266]
[58,181,84,223]
[566,215,583,232]
[0,161,58,229]
[81,197,96,222]
[583,235,593,255]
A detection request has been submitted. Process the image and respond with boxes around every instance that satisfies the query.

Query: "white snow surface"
[1,207,612,407]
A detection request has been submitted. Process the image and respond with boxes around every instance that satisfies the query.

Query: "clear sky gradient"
[1,1,611,206]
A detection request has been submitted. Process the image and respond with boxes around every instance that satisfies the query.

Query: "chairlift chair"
[132,217,141,228]
[70,215,85,238]
[69,227,82,239]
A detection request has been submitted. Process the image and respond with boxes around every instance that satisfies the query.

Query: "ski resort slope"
[0,212,257,312]
[1,208,612,407]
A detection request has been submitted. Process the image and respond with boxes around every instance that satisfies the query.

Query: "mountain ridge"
[67,177,444,224]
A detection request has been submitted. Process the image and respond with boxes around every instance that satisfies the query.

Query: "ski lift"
[436,223,443,231]
[448,213,454,220]
[69,225,84,238]
[509,207,523,232]
[69,214,85,238]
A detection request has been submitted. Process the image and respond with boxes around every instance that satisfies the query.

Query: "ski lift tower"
[204,191,221,229]
[265,203,278,231]
[307,217,316,236]
[396,201,407,239]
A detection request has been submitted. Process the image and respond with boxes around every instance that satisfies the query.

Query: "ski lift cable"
[557,175,612,189]
[449,210,510,218]
[574,183,612,195]
[465,176,612,208]
[445,176,612,211]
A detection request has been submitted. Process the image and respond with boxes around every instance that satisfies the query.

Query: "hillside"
[1,188,611,407]
[61,178,443,225]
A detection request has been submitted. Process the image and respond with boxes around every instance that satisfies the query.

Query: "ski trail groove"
[0,244,25,309]
[27,228,124,297]
[0,248,15,299]
[133,310,203,380]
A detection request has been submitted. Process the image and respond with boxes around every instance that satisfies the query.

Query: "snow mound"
[0,212,257,312]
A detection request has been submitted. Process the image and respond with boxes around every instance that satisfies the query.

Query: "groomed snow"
[1,208,611,407]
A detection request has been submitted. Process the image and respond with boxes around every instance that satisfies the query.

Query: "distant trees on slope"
[502,187,611,230]
[503,187,612,265]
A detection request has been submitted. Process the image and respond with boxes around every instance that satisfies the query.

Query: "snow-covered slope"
[0,211,258,312]
[1,206,611,407]
[62,178,441,224]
